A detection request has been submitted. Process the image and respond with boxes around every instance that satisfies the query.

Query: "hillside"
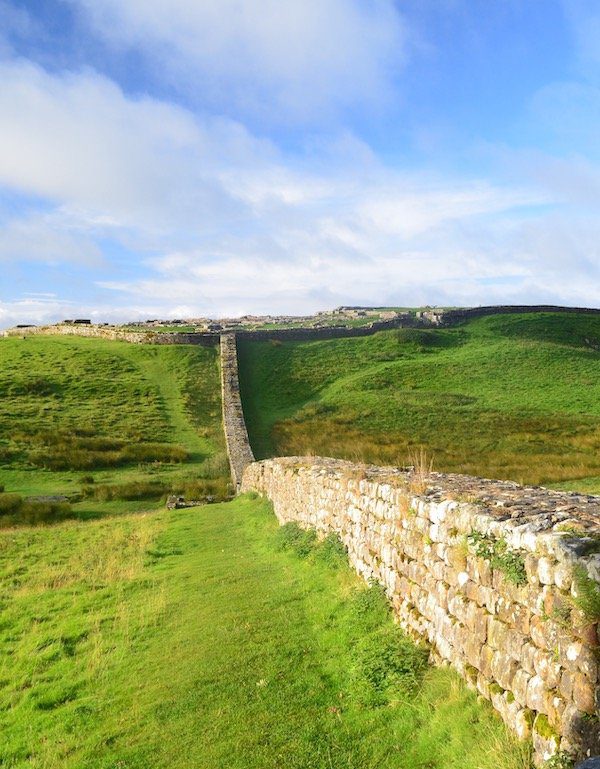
[237,312,600,490]
[0,335,228,522]
[0,494,529,769]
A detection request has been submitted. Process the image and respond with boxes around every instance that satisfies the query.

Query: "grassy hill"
[0,335,228,522]
[0,494,529,769]
[237,312,600,490]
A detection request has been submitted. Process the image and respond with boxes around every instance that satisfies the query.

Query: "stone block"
[527,674,550,713]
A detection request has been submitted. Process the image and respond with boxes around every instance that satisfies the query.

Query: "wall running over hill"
[441,305,600,325]
[2,324,217,346]
[242,457,600,766]
[220,334,255,489]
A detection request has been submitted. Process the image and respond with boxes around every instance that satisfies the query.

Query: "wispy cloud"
[68,0,406,123]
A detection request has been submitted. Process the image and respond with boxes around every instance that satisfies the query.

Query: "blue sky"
[0,0,599,326]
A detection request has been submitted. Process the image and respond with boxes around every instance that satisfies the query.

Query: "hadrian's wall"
[440,305,600,325]
[242,457,600,765]
[220,334,255,489]
[2,323,217,346]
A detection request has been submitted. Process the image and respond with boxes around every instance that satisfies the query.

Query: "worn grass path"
[0,496,530,769]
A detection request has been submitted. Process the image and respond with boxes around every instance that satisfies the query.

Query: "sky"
[0,0,599,326]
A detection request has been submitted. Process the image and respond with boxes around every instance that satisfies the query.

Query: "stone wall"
[242,457,600,765]
[2,323,217,346]
[220,334,255,489]
[441,305,600,326]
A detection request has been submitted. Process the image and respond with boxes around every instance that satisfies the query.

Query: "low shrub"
[274,522,318,558]
[82,481,169,502]
[28,435,188,470]
[468,531,527,585]
[197,452,230,479]
[313,532,347,568]
[0,493,74,528]
[573,566,600,623]
[172,477,231,502]
[351,625,428,705]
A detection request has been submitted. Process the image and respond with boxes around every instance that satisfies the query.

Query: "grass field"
[237,312,600,490]
[0,495,531,769]
[0,336,228,521]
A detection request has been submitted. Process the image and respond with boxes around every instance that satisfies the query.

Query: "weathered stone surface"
[220,334,254,490]
[241,456,600,765]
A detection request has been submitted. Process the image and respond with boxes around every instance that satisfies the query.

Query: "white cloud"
[69,0,406,121]
[3,56,598,327]
[0,209,103,264]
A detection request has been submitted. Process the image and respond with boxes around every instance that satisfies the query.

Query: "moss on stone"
[533,713,558,741]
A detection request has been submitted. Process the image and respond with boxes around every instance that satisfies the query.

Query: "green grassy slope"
[0,495,530,769]
[237,312,600,490]
[0,336,227,518]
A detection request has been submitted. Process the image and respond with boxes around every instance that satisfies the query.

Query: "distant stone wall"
[2,323,217,346]
[242,457,600,765]
[220,334,255,489]
[235,316,423,342]
[441,305,600,325]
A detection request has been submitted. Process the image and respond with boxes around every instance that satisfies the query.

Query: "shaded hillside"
[237,312,600,490]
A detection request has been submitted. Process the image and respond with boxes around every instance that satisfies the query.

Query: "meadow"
[0,335,228,523]
[0,494,530,769]
[237,312,600,490]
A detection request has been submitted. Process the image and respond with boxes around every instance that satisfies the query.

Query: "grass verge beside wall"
[0,496,530,769]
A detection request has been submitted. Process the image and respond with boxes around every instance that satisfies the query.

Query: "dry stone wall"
[2,323,216,346]
[242,457,600,765]
[220,334,255,489]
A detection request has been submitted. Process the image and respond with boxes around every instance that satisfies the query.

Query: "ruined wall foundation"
[242,457,600,766]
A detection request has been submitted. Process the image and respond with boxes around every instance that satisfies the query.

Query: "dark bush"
[81,481,169,502]
[274,522,318,558]
[28,436,188,470]
[351,626,428,705]
[0,493,74,528]
[314,532,348,568]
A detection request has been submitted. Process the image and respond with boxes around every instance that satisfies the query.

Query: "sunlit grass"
[0,335,228,517]
[0,496,531,768]
[238,312,600,491]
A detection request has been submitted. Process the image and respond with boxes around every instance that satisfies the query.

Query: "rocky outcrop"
[220,334,255,490]
[242,457,600,766]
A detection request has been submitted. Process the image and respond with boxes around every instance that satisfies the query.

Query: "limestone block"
[525,553,541,584]
[538,557,556,586]
[465,602,488,644]
[533,648,562,689]
[467,554,492,587]
[527,674,550,713]
[554,561,573,591]
[492,651,519,691]
[512,669,531,707]
[477,672,491,699]
[505,628,527,661]
[514,707,533,741]
[532,727,560,765]
[572,672,596,714]
[478,644,494,681]
[559,669,575,701]
[488,616,510,650]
